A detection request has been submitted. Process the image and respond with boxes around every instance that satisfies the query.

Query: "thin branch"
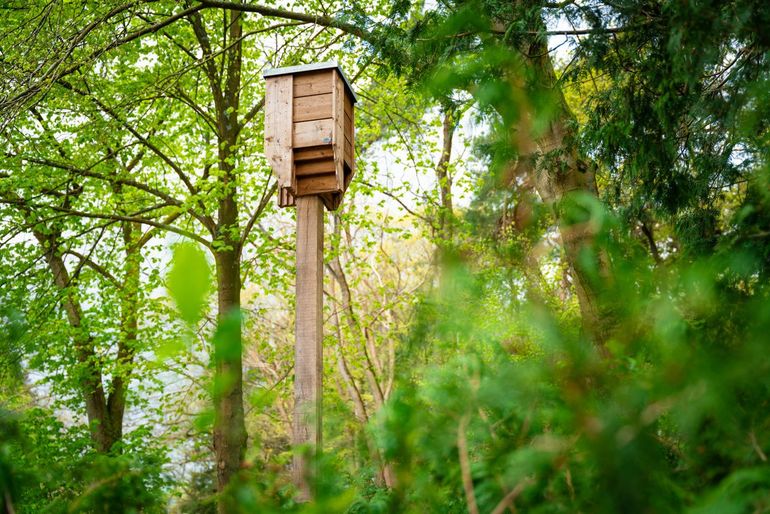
[64,249,122,288]
[538,26,633,36]
[58,81,198,196]
[137,211,182,248]
[0,2,207,116]
[171,85,219,134]
[240,96,265,131]
[458,414,480,514]
[11,153,184,209]
[0,197,211,248]
[239,179,277,249]
[490,477,536,514]
[750,430,768,462]
[359,180,433,225]
[196,1,371,41]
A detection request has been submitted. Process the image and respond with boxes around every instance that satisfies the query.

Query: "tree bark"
[209,7,248,507]
[37,231,112,450]
[33,224,142,452]
[435,110,456,244]
[213,248,246,500]
[514,31,614,349]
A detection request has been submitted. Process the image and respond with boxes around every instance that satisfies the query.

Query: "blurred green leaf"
[167,243,211,325]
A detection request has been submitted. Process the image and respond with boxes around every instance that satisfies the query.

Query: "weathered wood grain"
[297,173,338,195]
[293,93,333,122]
[293,70,333,97]
[264,75,294,191]
[344,140,354,169]
[344,93,353,120]
[278,187,296,207]
[332,70,346,191]
[293,119,334,148]
[293,195,324,501]
[294,146,334,162]
[296,159,335,177]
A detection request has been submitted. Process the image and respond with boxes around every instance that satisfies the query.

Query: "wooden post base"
[293,195,324,501]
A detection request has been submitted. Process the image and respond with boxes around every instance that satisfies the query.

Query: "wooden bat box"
[264,62,356,211]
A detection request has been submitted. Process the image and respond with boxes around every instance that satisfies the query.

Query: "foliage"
[2,0,770,513]
[1,407,168,513]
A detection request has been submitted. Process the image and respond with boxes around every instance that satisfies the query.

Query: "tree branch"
[490,477,535,514]
[196,1,371,41]
[239,179,277,249]
[64,249,122,288]
[458,414,480,514]
[0,197,212,248]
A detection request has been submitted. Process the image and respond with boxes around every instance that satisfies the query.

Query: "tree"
[369,0,616,347]
[2,0,386,508]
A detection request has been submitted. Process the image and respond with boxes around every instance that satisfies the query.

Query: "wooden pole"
[293,195,324,501]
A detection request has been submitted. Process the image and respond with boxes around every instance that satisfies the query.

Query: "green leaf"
[167,242,210,325]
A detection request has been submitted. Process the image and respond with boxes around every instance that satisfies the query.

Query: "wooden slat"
[293,195,324,502]
[296,173,339,196]
[264,75,294,192]
[296,159,335,177]
[344,139,353,168]
[321,191,342,211]
[332,71,345,191]
[294,146,334,162]
[293,93,332,122]
[344,112,353,146]
[344,93,353,120]
[293,70,333,97]
[278,186,296,207]
[293,119,333,148]
[344,97,355,176]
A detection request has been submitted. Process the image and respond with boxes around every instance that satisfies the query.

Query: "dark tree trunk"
[213,248,246,500]
[34,224,141,452]
[210,8,247,508]
[106,220,142,448]
[188,6,248,505]
[36,232,112,450]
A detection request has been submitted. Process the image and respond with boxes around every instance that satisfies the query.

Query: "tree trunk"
[327,216,396,487]
[34,232,116,451]
[213,248,246,501]
[514,31,614,350]
[436,110,455,244]
[211,8,247,507]
[106,220,142,449]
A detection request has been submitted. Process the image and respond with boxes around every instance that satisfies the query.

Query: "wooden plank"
[344,113,353,148]
[293,70,333,97]
[344,93,353,120]
[296,173,338,195]
[344,96,354,176]
[294,146,334,162]
[296,159,335,177]
[264,75,294,192]
[322,191,342,211]
[293,93,332,122]
[278,186,296,207]
[332,71,345,191]
[344,164,353,188]
[293,119,333,148]
[293,195,324,502]
[344,139,353,168]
